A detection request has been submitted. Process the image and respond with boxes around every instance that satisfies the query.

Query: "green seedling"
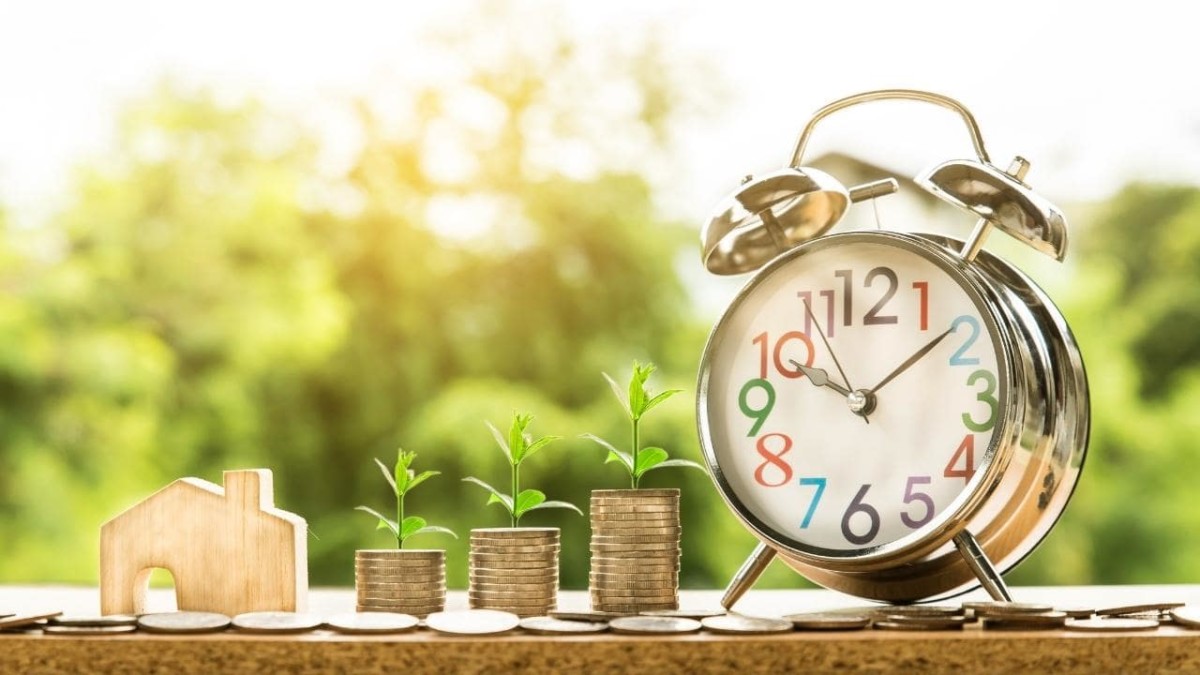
[583,360,706,488]
[463,412,582,527]
[357,448,457,548]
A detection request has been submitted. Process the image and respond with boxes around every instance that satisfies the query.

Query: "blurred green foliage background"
[2,7,1199,592]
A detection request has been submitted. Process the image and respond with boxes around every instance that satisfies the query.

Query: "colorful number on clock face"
[702,236,1005,554]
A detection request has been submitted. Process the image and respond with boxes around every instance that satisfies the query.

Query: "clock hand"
[802,300,869,423]
[789,360,851,396]
[868,325,956,395]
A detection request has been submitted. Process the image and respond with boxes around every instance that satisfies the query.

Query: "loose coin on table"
[43,624,138,636]
[138,612,231,634]
[701,614,793,635]
[324,612,419,634]
[982,611,1069,630]
[425,609,520,636]
[49,615,139,628]
[1170,606,1200,628]
[520,617,609,634]
[786,612,872,631]
[875,614,967,630]
[1095,602,1185,617]
[640,608,725,620]
[1065,617,1160,632]
[964,601,1054,617]
[608,616,701,635]
[875,605,963,618]
[0,611,62,630]
[549,610,623,622]
[232,611,324,634]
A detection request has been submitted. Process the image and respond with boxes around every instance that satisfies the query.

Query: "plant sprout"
[583,361,706,488]
[357,448,456,549]
[463,412,582,527]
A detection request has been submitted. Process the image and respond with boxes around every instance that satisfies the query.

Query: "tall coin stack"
[588,488,681,613]
[355,549,446,617]
[468,527,560,617]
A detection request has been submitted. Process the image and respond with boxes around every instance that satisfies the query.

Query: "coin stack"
[355,549,446,617]
[468,528,560,618]
[588,488,680,613]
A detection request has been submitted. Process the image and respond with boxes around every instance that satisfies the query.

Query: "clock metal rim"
[696,230,1016,567]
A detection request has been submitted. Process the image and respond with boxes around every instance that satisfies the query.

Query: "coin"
[1095,602,1184,617]
[232,611,324,634]
[469,566,559,578]
[874,605,963,618]
[589,512,680,522]
[357,604,442,616]
[48,615,139,627]
[1066,617,1160,632]
[590,542,679,552]
[470,592,557,603]
[1055,606,1096,619]
[470,528,559,538]
[324,612,419,634]
[877,614,967,629]
[594,603,679,613]
[357,597,446,608]
[786,612,872,630]
[637,608,721,620]
[138,612,231,634]
[590,560,679,571]
[470,581,558,592]
[468,540,561,552]
[1169,606,1200,628]
[0,611,62,630]
[520,617,610,634]
[591,489,679,499]
[589,573,678,585]
[470,553,559,565]
[591,534,680,544]
[426,609,521,635]
[609,616,701,635]
[874,619,963,631]
[982,612,1069,630]
[356,549,444,558]
[549,610,625,622]
[357,581,446,592]
[43,624,138,636]
[964,601,1055,616]
[700,614,792,635]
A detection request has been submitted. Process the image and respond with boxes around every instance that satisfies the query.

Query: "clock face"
[699,233,1008,557]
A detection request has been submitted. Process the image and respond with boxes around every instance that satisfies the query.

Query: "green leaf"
[582,433,634,473]
[409,524,458,540]
[526,499,583,516]
[602,372,632,418]
[394,450,413,494]
[462,476,515,514]
[628,361,652,419]
[648,458,709,473]
[405,470,439,495]
[373,458,398,496]
[399,515,427,540]
[513,489,546,518]
[642,388,681,416]
[486,421,515,465]
[355,505,399,538]
[633,447,669,478]
[522,435,561,462]
[508,413,533,463]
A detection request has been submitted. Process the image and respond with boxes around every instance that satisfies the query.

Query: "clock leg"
[953,530,1013,601]
[720,543,777,610]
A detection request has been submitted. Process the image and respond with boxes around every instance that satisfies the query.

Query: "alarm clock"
[696,90,1088,605]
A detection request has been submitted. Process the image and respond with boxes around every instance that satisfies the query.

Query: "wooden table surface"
[4,585,1200,674]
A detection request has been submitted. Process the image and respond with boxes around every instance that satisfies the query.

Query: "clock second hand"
[868,325,956,395]
[801,300,868,424]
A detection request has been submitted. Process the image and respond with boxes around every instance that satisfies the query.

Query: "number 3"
[962,369,998,432]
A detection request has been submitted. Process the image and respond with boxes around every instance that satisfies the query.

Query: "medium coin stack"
[588,488,680,613]
[355,549,446,617]
[468,528,560,617]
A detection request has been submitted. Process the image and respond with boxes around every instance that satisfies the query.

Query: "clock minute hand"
[868,326,955,395]
[789,360,852,397]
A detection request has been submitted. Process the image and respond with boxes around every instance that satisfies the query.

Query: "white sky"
[1,0,1198,229]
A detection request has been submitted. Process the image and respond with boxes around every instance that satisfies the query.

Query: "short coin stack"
[355,549,446,617]
[468,528,560,617]
[588,488,680,613]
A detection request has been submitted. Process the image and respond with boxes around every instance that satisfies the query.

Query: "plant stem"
[631,415,640,489]
[397,489,405,550]
[511,461,520,528]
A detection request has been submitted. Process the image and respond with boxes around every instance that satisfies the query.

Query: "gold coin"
[471,593,557,604]
[469,566,558,577]
[982,612,1068,630]
[470,552,559,564]
[48,615,139,627]
[589,576,678,588]
[469,543,561,555]
[873,605,964,618]
[875,614,967,629]
[470,576,559,587]
[590,489,679,499]
[590,542,679,552]
[590,510,680,520]
[591,533,680,544]
[590,563,679,574]
[701,614,792,635]
[469,536,558,545]
[549,610,624,622]
[1065,617,1160,632]
[591,526,681,537]
[355,552,444,562]
[519,617,609,634]
[608,616,699,635]
[356,580,446,591]
[43,625,138,636]
[785,612,872,630]
[1096,602,1184,617]
[356,604,443,616]
[471,582,558,593]
[592,593,679,604]
[594,603,678,613]
[874,619,963,631]
[470,528,559,539]
[962,601,1054,616]
[590,497,679,507]
[590,503,679,514]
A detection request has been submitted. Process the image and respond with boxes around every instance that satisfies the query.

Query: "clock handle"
[952,530,1013,602]
[720,542,777,610]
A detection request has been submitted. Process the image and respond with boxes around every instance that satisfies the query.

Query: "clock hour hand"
[868,326,955,395]
[789,360,851,397]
